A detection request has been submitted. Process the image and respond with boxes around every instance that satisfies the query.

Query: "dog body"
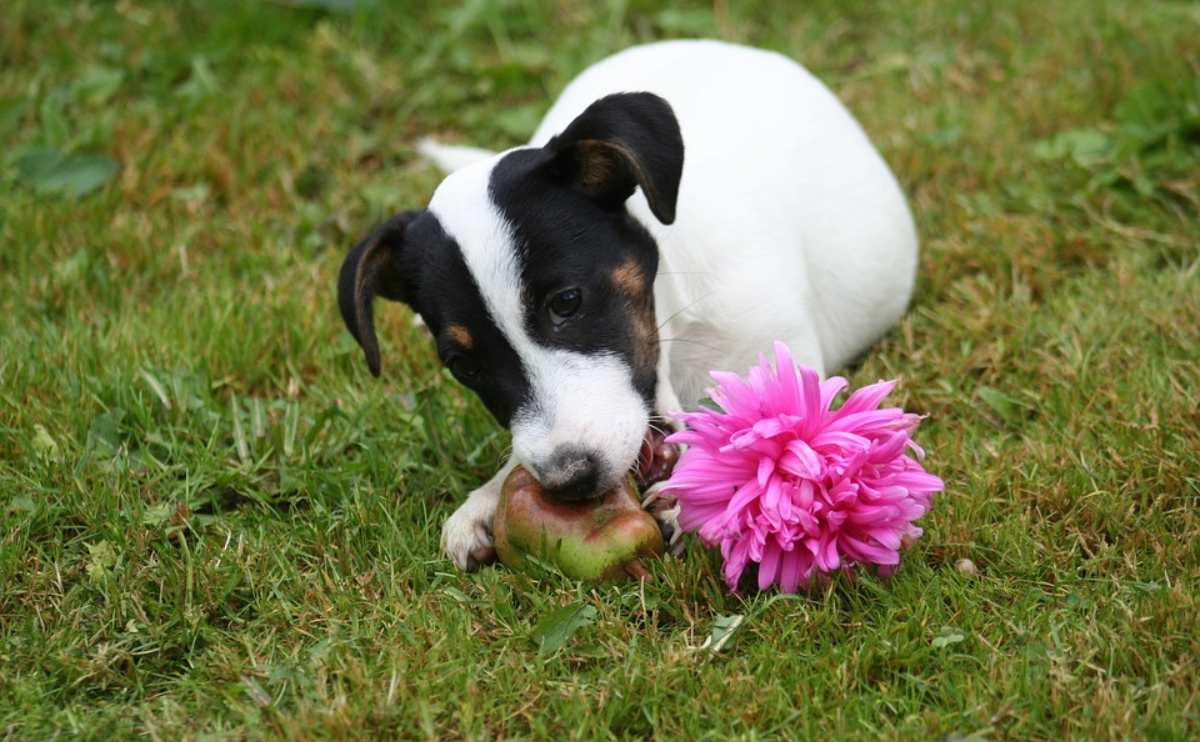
[339,40,917,571]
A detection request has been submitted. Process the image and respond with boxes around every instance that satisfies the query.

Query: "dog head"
[338,92,684,501]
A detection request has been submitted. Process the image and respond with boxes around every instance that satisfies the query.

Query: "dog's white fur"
[435,40,918,570]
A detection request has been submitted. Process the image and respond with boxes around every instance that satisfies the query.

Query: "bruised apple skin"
[493,466,665,581]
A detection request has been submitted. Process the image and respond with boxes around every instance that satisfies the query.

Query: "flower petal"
[758,539,782,590]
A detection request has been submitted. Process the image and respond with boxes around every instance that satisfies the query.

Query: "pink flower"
[664,342,944,593]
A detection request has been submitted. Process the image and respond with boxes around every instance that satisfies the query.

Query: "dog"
[337,40,918,572]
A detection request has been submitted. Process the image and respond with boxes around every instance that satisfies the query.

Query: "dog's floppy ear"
[544,92,684,224]
[337,211,417,377]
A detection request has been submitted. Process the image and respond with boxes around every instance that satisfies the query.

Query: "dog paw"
[636,422,681,490]
[440,495,498,572]
[642,482,685,557]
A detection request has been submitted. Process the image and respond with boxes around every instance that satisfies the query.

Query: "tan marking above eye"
[447,324,474,349]
[610,257,644,295]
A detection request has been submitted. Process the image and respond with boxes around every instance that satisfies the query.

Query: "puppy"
[337,40,918,571]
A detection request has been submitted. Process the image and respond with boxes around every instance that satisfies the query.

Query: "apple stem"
[624,559,652,581]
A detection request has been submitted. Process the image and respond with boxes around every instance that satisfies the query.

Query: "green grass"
[2,0,1198,738]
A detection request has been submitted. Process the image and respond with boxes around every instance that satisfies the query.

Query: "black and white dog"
[338,40,918,571]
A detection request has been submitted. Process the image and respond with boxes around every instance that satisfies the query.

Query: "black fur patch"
[485,92,684,408]
[395,212,530,427]
[488,147,662,407]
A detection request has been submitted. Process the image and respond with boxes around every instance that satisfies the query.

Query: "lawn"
[1,0,1198,738]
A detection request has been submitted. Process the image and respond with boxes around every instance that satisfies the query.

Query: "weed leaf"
[14,148,118,198]
[933,627,966,649]
[978,386,1026,426]
[532,602,597,655]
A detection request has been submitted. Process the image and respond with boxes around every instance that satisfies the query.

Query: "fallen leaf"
[699,614,744,654]
[241,676,272,707]
[32,424,60,458]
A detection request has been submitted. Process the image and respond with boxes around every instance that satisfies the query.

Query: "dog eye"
[448,355,481,381]
[547,288,582,324]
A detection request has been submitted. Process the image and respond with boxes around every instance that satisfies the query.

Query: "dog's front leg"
[441,456,516,571]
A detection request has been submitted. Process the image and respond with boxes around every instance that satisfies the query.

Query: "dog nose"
[537,446,601,502]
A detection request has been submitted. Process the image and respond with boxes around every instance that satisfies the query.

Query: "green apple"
[493,466,665,581]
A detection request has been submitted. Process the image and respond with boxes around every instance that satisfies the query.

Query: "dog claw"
[642,482,685,556]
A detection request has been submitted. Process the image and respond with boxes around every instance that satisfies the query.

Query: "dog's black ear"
[337,211,417,377]
[544,92,684,224]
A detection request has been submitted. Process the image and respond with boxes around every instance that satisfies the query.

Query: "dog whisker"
[655,292,717,331]
[647,420,673,438]
[655,336,726,355]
